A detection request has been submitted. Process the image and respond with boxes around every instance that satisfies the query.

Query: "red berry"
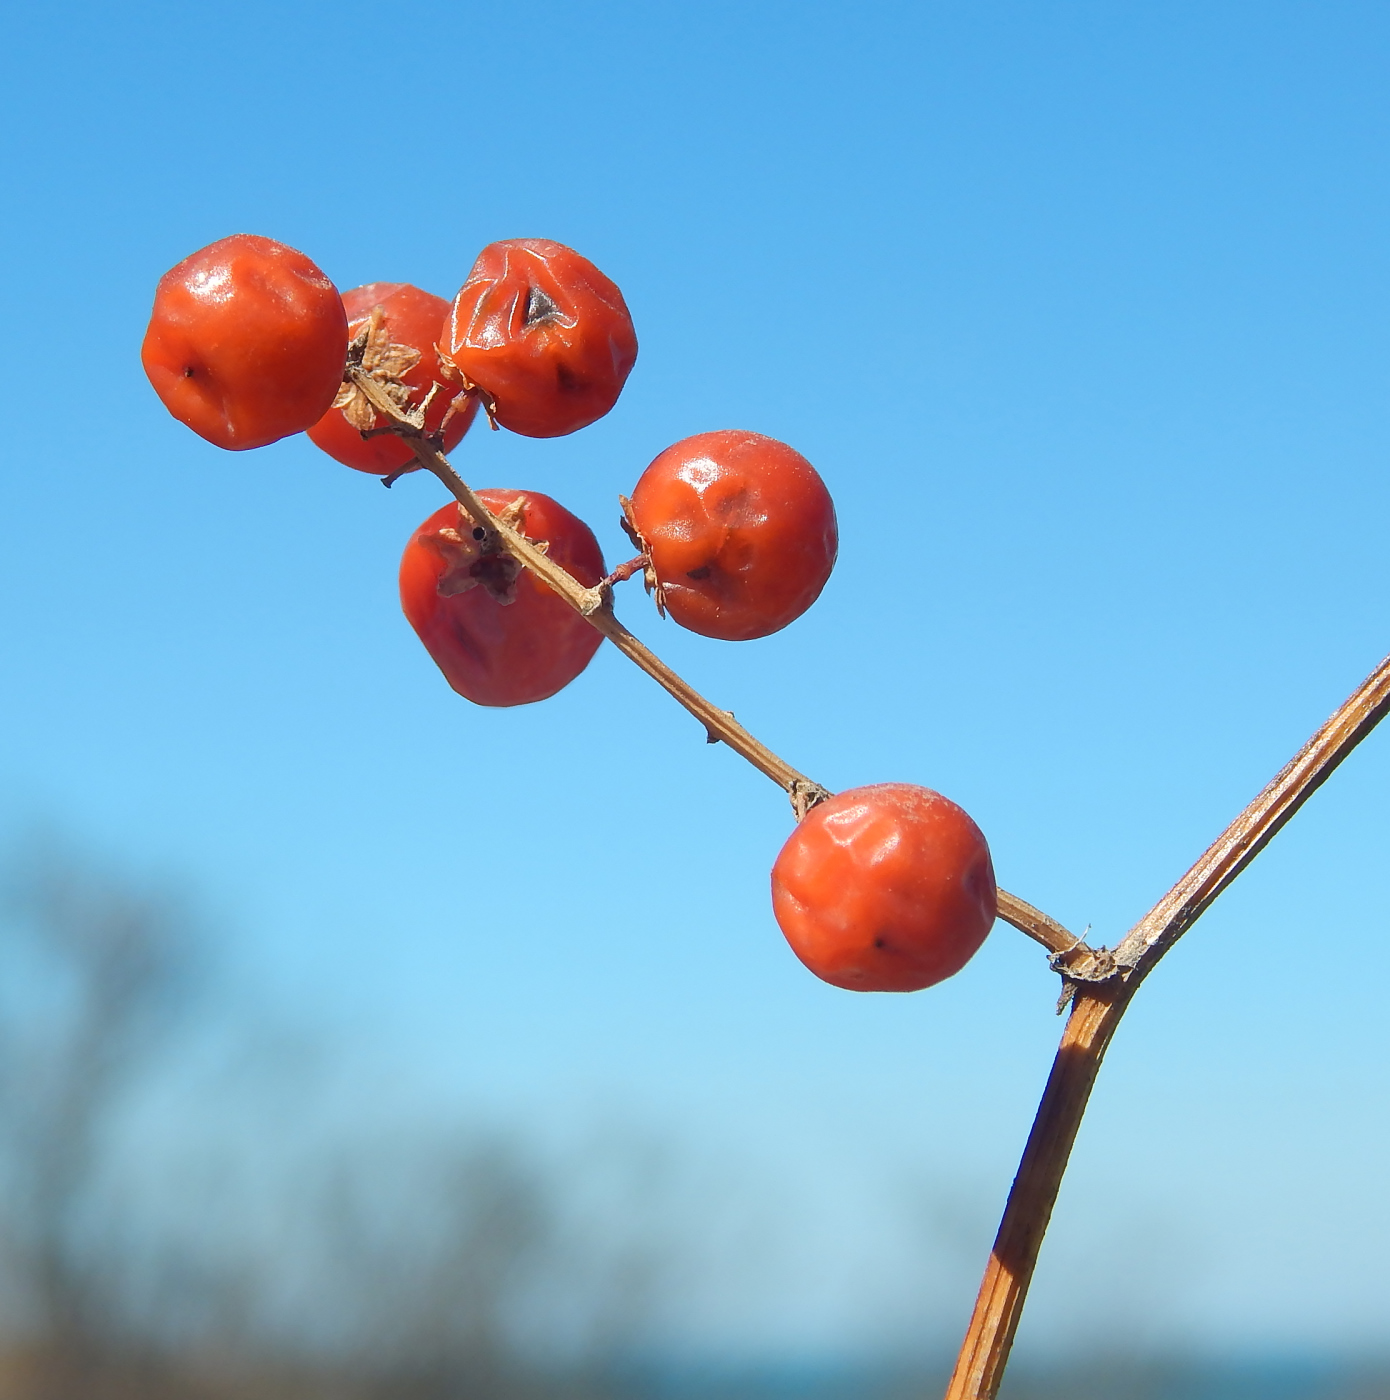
[400,490,606,707]
[627,431,838,641]
[443,239,637,438]
[307,282,479,475]
[771,784,997,992]
[141,234,349,451]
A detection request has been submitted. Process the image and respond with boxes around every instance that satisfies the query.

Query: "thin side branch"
[944,651,1390,1400]
[350,368,822,793]
[1112,653,1390,973]
[993,893,1074,954]
[405,435,830,811]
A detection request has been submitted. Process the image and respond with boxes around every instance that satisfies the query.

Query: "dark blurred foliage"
[0,837,660,1400]
[0,835,195,1396]
[0,838,1387,1400]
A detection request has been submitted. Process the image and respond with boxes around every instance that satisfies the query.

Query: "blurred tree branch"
[0,834,194,1390]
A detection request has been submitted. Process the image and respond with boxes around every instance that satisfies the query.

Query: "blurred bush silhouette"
[0,836,662,1400]
[0,835,194,1397]
[0,837,1386,1400]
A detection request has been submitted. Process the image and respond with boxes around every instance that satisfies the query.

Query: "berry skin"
[771,784,997,992]
[141,234,349,451]
[400,490,606,707]
[443,239,637,438]
[627,431,837,641]
[307,283,479,475]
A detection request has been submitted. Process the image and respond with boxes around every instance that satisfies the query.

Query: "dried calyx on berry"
[416,499,549,606]
[399,491,606,708]
[308,283,480,475]
[617,494,666,615]
[336,307,423,429]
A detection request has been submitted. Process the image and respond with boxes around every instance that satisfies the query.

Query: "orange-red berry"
[142,234,348,451]
[400,490,606,707]
[771,784,997,992]
[443,239,637,438]
[307,282,478,475]
[627,431,838,641]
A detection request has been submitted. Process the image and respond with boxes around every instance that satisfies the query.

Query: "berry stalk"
[405,427,833,815]
[346,365,1081,959]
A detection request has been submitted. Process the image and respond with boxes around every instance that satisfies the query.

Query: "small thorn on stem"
[704,709,736,745]
[381,465,415,489]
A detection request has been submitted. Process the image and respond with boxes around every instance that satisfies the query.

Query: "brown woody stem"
[348,366,825,801]
[993,892,1102,974]
[944,652,1390,1400]
[346,365,1083,951]
[406,435,831,808]
[346,368,1390,1396]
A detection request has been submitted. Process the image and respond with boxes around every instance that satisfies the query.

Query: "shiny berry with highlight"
[626,430,837,641]
[443,239,637,438]
[771,783,997,992]
[141,234,349,451]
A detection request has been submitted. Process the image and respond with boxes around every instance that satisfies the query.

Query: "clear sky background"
[2,0,1389,1366]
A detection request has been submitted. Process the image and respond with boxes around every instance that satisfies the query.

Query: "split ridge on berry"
[443,239,638,438]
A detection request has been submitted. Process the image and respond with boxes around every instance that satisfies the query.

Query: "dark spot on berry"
[687,565,712,580]
[873,937,887,949]
[183,366,197,377]
[554,360,580,394]
[468,553,520,603]
[525,286,560,328]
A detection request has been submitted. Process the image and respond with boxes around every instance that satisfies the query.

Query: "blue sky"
[2,0,1390,1362]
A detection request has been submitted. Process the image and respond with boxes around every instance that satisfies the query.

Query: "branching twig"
[347,365,1089,951]
[347,363,831,806]
[994,893,1112,981]
[943,652,1390,1400]
[414,436,833,810]
[340,366,1390,1399]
